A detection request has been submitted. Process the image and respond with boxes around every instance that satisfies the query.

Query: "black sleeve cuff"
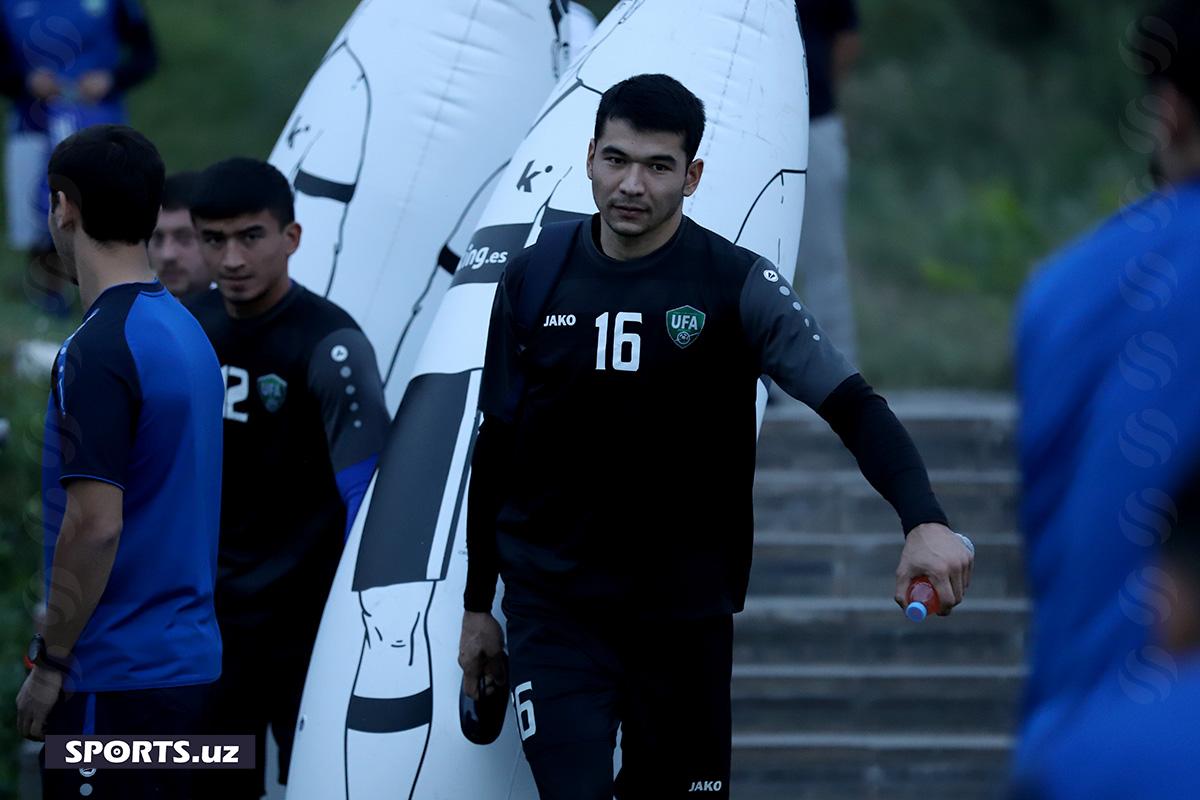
[464,564,498,613]
[816,374,950,535]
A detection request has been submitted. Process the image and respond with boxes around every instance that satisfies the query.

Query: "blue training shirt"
[1011,652,1200,799]
[41,281,224,692]
[1012,179,1200,789]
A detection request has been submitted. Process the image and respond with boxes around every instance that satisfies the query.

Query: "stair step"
[758,392,1016,474]
[732,731,1014,749]
[758,416,1016,473]
[733,598,1029,666]
[731,731,1012,800]
[748,531,1026,599]
[736,394,1021,799]
[753,469,1019,534]
[731,664,1023,735]
[732,663,1026,679]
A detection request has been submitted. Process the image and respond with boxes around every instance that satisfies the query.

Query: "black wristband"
[28,634,71,673]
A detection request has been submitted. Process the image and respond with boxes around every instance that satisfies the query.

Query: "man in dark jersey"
[16,125,223,800]
[187,158,389,799]
[458,74,975,800]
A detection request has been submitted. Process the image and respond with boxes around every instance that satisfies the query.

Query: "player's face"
[587,117,703,243]
[149,208,210,298]
[196,209,300,312]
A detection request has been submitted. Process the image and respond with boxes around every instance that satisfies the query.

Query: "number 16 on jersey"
[595,312,641,372]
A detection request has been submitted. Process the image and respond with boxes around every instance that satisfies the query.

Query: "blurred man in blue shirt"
[0,0,157,314]
[1013,464,1200,799]
[1011,2,1200,794]
[15,125,223,800]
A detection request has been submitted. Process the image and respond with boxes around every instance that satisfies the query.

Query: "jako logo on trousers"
[689,781,723,792]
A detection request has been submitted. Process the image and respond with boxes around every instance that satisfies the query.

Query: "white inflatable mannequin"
[279,3,581,799]
[269,0,585,413]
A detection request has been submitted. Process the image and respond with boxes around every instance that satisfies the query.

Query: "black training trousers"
[41,683,209,799]
[503,591,733,800]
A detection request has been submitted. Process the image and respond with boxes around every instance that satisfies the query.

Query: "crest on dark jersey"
[666,305,706,349]
[257,374,288,413]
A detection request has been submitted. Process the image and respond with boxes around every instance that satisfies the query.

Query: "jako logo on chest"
[543,314,576,327]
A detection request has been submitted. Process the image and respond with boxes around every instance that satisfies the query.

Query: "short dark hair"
[190,158,295,227]
[47,124,164,245]
[1140,1,1200,110]
[161,171,201,213]
[594,74,706,162]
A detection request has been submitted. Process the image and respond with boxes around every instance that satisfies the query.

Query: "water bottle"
[905,533,975,622]
[459,652,509,745]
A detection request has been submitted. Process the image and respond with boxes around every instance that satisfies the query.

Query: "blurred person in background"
[1010,0,1200,792]
[150,170,211,300]
[1012,464,1200,799]
[15,124,223,799]
[0,0,157,315]
[793,0,861,367]
[187,158,389,799]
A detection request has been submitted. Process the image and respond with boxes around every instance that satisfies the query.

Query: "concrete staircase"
[732,392,1026,800]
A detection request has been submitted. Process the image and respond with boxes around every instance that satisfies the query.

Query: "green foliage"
[0,351,60,799]
[129,0,358,170]
[0,250,74,797]
[848,0,1149,387]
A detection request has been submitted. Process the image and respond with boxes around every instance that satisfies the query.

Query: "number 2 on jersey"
[221,365,250,423]
[595,312,641,372]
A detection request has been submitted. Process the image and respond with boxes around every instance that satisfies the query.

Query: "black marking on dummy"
[295,170,356,204]
[437,246,459,274]
[527,77,604,133]
[353,371,473,591]
[439,408,482,580]
[733,169,807,246]
[346,689,433,733]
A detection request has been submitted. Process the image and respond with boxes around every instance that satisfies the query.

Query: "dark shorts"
[503,592,733,800]
[41,683,208,800]
[196,625,315,799]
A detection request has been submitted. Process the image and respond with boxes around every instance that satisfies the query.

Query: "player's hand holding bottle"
[894,524,974,619]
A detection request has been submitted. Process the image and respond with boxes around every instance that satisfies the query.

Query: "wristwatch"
[27,634,70,673]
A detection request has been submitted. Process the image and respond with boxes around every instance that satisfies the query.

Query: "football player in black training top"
[186,158,389,799]
[459,74,975,800]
